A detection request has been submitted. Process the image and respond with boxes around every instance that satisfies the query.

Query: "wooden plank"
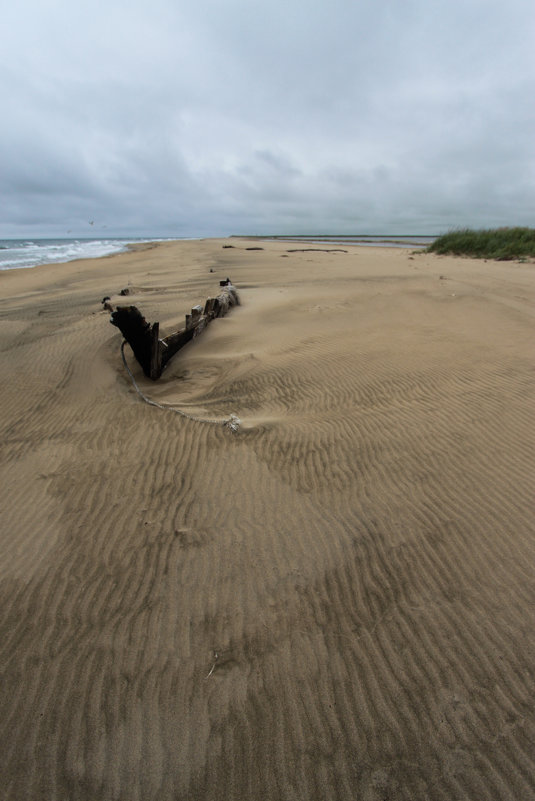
[149,322,161,380]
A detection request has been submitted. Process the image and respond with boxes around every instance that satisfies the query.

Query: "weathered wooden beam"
[149,322,161,380]
[109,278,239,380]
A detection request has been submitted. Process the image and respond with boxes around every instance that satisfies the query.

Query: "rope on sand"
[121,341,241,432]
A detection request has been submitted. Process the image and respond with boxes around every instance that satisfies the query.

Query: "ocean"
[0,237,164,271]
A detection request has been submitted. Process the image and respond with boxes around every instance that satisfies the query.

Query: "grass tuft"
[426,227,535,260]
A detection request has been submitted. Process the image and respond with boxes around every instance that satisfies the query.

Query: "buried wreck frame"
[109,278,240,380]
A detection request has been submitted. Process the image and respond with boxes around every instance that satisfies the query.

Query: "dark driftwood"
[286,248,348,253]
[110,278,239,380]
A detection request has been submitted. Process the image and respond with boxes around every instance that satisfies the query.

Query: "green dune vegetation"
[427,227,535,260]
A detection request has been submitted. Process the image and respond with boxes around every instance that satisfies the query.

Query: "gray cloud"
[1,0,534,236]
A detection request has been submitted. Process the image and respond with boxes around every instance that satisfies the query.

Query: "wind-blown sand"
[1,238,534,800]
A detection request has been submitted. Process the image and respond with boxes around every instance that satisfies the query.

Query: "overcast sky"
[1,0,534,237]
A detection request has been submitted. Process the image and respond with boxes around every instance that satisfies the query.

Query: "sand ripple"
[0,240,534,800]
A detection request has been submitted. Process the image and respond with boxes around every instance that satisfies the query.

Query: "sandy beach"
[0,238,534,800]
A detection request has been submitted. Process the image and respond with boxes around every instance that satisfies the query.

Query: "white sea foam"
[0,238,171,271]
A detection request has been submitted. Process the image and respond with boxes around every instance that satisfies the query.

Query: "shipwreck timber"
[110,278,239,380]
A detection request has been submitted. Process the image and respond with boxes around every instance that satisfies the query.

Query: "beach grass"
[427,227,535,260]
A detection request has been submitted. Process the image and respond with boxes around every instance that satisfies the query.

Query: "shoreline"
[0,233,436,273]
[1,237,534,800]
[0,236,200,272]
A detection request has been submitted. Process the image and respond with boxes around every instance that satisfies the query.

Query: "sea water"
[261,235,437,248]
[0,238,155,271]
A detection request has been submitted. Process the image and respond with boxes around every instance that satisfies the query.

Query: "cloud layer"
[2,0,534,236]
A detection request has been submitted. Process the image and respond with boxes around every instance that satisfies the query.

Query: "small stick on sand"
[205,651,219,679]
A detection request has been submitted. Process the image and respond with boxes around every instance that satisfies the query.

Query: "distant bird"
[89,220,94,226]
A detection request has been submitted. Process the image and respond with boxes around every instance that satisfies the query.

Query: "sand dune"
[1,239,534,800]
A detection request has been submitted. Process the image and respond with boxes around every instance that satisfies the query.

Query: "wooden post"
[204,298,215,315]
[149,322,161,380]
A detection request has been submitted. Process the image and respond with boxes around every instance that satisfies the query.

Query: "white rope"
[120,341,241,432]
